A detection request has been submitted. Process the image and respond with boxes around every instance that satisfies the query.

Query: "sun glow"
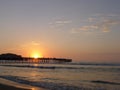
[33,54,39,59]
[31,52,43,59]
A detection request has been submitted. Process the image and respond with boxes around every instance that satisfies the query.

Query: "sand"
[0,83,32,90]
[0,78,46,90]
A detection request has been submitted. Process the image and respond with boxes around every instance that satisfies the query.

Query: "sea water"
[0,63,120,90]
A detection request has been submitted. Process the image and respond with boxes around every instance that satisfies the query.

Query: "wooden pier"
[0,53,72,63]
[0,57,72,64]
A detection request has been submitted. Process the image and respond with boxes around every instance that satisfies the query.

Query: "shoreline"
[0,83,31,90]
[0,78,45,90]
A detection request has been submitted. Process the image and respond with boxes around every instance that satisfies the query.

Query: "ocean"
[0,63,120,90]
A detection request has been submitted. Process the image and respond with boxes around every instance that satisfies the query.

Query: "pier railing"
[0,57,72,64]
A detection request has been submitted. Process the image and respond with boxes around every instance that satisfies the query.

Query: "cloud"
[88,18,96,22]
[20,41,41,49]
[72,14,120,33]
[49,19,72,29]
[97,19,120,32]
[55,20,72,24]
[31,41,40,46]
[79,25,98,31]
[71,25,98,33]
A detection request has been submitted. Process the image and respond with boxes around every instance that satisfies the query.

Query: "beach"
[0,78,32,90]
[0,63,120,90]
[0,78,45,90]
[0,0,120,90]
[0,83,31,90]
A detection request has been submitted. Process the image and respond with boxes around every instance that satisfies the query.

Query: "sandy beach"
[0,78,45,90]
[0,78,32,90]
[0,83,31,90]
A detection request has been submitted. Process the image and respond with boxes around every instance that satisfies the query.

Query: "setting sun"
[33,53,39,59]
[31,52,43,59]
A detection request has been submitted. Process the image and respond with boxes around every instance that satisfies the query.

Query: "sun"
[33,54,39,59]
[31,52,43,59]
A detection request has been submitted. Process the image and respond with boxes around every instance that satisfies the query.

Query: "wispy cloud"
[72,14,120,33]
[88,18,96,22]
[99,19,119,32]
[79,25,98,31]
[31,41,40,46]
[71,25,98,33]
[55,20,72,24]
[21,41,40,48]
[49,19,72,28]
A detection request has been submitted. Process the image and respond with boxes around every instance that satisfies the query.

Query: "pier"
[0,53,72,63]
[0,57,72,64]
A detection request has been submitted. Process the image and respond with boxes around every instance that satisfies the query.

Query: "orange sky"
[0,0,120,63]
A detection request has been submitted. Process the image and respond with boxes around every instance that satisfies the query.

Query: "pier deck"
[0,57,72,63]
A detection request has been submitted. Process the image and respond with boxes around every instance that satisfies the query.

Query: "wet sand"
[0,83,31,90]
[0,78,45,90]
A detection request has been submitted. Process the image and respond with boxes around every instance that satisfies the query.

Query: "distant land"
[0,53,22,60]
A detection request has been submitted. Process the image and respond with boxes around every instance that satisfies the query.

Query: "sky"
[0,0,120,63]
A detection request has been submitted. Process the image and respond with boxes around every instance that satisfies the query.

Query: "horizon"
[0,0,120,63]
[0,52,119,64]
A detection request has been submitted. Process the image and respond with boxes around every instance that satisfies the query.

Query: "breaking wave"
[0,75,83,90]
[91,80,120,85]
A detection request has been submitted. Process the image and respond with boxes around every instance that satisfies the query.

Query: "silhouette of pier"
[0,53,72,63]
[0,57,72,63]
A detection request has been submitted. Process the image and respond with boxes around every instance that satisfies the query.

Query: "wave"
[91,80,120,85]
[0,65,77,69]
[0,75,119,90]
[70,63,120,66]
[0,65,120,72]
[0,75,82,90]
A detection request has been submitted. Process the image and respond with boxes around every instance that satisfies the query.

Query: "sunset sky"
[0,0,120,62]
